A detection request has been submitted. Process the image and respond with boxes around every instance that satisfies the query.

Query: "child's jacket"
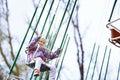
[27,36,60,63]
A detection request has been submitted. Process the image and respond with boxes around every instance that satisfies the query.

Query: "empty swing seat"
[26,62,50,72]
[107,25,120,47]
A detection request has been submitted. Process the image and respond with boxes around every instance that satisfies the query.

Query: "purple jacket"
[27,36,60,62]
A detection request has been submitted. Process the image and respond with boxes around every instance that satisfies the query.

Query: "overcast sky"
[7,0,120,80]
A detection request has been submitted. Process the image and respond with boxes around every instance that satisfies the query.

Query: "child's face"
[39,39,45,46]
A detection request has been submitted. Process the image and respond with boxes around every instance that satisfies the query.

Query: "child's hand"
[58,48,62,52]
[56,48,62,55]
[38,34,42,40]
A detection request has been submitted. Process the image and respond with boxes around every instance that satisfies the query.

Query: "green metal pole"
[39,72,44,80]
[46,32,53,48]
[55,34,68,68]
[29,0,48,42]
[39,32,53,80]
[91,45,100,80]
[104,48,111,80]
[117,62,120,80]
[29,0,48,79]
[46,0,77,79]
[31,1,60,79]
[45,14,55,39]
[8,0,40,75]
[53,0,78,78]
[34,76,37,80]
[60,0,78,49]
[98,46,107,80]
[44,0,71,79]
[44,33,58,80]
[61,34,68,49]
[56,37,70,80]
[85,43,96,80]
[40,0,54,34]
[38,1,57,80]
[46,0,78,78]
[39,32,58,80]
[42,0,73,79]
[30,70,34,80]
[50,0,71,50]
[45,0,61,39]
[108,0,117,22]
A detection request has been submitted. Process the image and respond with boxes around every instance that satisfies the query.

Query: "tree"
[61,0,84,80]
[0,0,25,78]
[72,3,84,80]
[0,0,85,80]
[0,65,3,80]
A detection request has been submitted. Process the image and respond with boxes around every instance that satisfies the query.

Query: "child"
[26,34,62,80]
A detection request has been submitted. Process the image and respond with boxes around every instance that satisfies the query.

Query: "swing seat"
[26,62,50,72]
[107,25,120,47]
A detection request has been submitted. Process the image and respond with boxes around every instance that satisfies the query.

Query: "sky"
[5,0,120,80]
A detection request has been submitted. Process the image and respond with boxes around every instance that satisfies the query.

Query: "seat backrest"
[111,28,120,38]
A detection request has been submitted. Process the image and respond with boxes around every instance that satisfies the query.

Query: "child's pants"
[34,57,56,80]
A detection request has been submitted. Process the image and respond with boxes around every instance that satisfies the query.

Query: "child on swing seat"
[26,34,62,80]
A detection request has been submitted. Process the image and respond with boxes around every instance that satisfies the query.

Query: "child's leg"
[34,57,44,70]
[34,57,44,76]
[45,64,56,80]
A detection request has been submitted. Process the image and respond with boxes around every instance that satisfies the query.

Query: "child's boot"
[34,69,40,76]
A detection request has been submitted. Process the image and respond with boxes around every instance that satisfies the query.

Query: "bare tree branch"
[0,0,20,76]
[61,0,84,79]
[0,44,11,68]
[72,3,84,80]
[5,0,20,76]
